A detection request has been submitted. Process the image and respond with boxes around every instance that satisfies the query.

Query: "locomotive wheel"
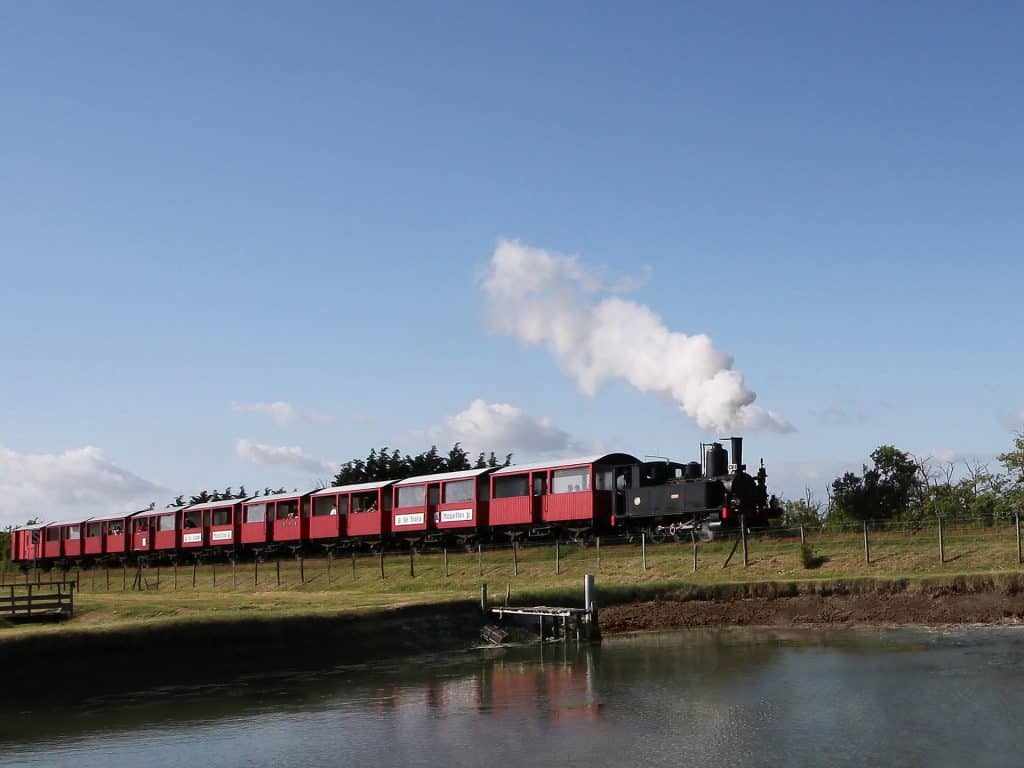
[647,528,666,545]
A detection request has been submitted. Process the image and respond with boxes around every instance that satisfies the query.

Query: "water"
[6,627,1024,767]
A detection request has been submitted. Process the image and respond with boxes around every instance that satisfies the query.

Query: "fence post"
[299,556,305,584]
[800,525,805,545]
[379,550,385,580]
[555,540,561,575]
[596,536,601,570]
[122,563,127,590]
[740,515,748,567]
[173,562,177,590]
[326,551,332,584]
[641,532,647,571]
[512,542,518,576]
[937,517,945,564]
[156,563,160,591]
[254,559,259,587]
[863,521,871,564]
[232,559,237,588]
[477,543,483,577]
[443,547,448,578]
[480,583,488,612]
[1017,513,1022,565]
[212,563,217,588]
[105,566,110,591]
[352,550,358,580]
[275,559,281,587]
[409,547,415,578]
[192,561,198,589]
[691,530,698,573]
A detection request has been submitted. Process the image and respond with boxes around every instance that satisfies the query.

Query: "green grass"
[5,522,1023,639]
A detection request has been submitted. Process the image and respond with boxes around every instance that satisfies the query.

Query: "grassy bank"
[5,521,1024,639]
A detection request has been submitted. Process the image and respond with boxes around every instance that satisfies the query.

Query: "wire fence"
[4,514,1023,594]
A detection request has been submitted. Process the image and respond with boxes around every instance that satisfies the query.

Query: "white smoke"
[481,240,792,433]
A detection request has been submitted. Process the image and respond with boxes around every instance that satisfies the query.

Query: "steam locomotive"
[615,436,780,542]
[11,436,779,566]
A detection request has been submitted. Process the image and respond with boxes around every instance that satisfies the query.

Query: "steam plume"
[481,240,792,433]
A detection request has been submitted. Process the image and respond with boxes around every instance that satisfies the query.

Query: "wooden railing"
[0,582,75,620]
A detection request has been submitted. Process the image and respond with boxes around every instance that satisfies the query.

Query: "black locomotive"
[613,437,780,541]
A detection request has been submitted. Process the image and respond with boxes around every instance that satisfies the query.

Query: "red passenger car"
[309,480,395,544]
[391,468,495,542]
[184,498,247,551]
[131,508,182,555]
[489,454,638,538]
[87,510,138,558]
[42,522,64,559]
[11,524,44,562]
[240,491,312,547]
[45,521,83,559]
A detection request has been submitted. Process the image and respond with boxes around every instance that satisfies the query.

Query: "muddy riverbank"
[600,576,1024,632]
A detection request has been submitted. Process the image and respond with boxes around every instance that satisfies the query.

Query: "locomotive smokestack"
[730,436,744,472]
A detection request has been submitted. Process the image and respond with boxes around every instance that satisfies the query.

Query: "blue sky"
[2,2,1022,524]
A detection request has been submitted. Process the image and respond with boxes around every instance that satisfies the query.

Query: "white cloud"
[481,239,792,434]
[999,410,1024,431]
[446,400,572,454]
[234,438,333,475]
[232,401,329,427]
[0,444,166,527]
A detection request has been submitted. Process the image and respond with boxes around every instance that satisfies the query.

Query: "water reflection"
[7,627,1024,767]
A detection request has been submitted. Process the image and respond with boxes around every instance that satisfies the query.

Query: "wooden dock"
[484,576,600,642]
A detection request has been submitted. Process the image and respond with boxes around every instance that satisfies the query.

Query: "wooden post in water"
[740,515,748,567]
[512,542,518,577]
[275,559,281,587]
[1017,513,1022,565]
[863,521,871,564]
[641,532,647,571]
[555,540,561,575]
[477,543,483,577]
[691,530,698,573]
[937,517,945,564]
[443,547,448,578]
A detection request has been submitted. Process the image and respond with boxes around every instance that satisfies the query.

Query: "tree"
[997,430,1024,514]
[781,488,824,527]
[331,443,514,486]
[828,445,924,522]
